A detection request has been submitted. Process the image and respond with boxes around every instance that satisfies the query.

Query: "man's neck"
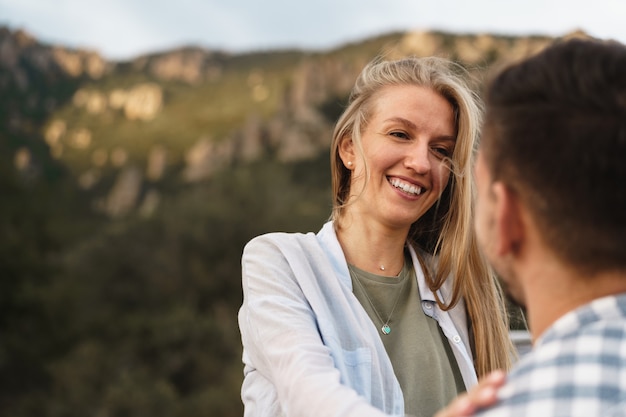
[524,262,626,341]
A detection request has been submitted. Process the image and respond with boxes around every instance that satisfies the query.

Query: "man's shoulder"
[475,318,626,416]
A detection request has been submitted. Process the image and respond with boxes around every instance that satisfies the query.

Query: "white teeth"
[389,178,422,195]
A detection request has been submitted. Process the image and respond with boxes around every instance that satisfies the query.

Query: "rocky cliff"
[0,26,589,218]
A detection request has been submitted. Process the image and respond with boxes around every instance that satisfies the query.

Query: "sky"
[1,0,625,61]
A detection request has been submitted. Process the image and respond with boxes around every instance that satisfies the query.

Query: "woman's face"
[340,84,456,231]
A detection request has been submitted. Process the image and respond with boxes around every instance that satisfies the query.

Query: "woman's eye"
[432,147,452,158]
[389,131,410,140]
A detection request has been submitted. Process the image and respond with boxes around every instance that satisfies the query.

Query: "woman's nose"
[403,143,430,174]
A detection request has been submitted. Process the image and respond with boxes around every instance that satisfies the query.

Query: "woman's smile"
[388,176,423,197]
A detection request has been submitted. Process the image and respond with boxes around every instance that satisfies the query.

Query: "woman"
[238,56,513,417]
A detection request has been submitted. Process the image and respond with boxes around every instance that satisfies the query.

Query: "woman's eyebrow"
[382,117,416,130]
[435,135,456,143]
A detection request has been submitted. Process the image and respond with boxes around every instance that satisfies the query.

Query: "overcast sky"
[1,0,625,60]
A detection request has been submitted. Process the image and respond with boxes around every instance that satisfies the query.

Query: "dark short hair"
[482,37,626,273]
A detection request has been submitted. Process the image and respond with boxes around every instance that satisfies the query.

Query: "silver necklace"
[351,266,408,335]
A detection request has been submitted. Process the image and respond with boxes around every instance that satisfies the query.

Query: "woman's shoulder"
[245,222,334,252]
[243,230,320,260]
[246,230,314,245]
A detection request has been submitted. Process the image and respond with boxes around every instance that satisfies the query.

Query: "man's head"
[475,38,626,302]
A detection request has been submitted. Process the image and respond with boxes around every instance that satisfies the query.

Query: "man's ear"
[338,135,355,168]
[491,182,524,256]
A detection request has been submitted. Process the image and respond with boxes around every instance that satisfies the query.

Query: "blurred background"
[1,1,624,416]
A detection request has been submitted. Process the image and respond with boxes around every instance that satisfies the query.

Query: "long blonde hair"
[330,56,513,376]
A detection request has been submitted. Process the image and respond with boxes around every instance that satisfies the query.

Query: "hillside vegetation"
[0,26,583,416]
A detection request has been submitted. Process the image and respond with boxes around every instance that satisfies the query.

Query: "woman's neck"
[336,218,409,277]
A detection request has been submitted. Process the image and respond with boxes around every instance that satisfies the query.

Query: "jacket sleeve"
[238,234,393,417]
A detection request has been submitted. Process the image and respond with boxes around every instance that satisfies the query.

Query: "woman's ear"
[338,135,355,169]
[492,182,525,257]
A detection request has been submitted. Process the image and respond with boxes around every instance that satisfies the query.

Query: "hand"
[434,370,506,417]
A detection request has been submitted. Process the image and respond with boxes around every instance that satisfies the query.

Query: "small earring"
[347,161,352,166]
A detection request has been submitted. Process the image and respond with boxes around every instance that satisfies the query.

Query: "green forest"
[0,26,560,416]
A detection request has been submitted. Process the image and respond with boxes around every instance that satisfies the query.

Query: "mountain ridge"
[1,25,587,219]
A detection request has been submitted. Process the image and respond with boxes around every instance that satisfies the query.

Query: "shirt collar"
[317,220,446,304]
[537,292,626,346]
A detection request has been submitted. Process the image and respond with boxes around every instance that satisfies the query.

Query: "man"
[437,37,626,416]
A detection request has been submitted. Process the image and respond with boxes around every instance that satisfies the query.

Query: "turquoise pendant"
[381,324,391,335]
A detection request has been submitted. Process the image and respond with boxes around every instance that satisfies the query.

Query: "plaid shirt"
[477,292,626,417]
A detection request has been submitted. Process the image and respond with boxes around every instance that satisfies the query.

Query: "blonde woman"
[238,56,513,417]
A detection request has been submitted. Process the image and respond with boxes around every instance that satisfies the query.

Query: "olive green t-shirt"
[349,256,465,417]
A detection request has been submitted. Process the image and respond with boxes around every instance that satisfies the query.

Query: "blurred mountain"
[0,25,573,218]
[0,25,583,416]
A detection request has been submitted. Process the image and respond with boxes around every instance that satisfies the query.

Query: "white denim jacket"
[238,221,477,417]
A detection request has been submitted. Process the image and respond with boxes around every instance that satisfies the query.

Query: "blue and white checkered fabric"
[477,292,626,417]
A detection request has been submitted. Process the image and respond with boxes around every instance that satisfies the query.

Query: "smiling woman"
[337,84,456,241]
[238,56,514,417]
